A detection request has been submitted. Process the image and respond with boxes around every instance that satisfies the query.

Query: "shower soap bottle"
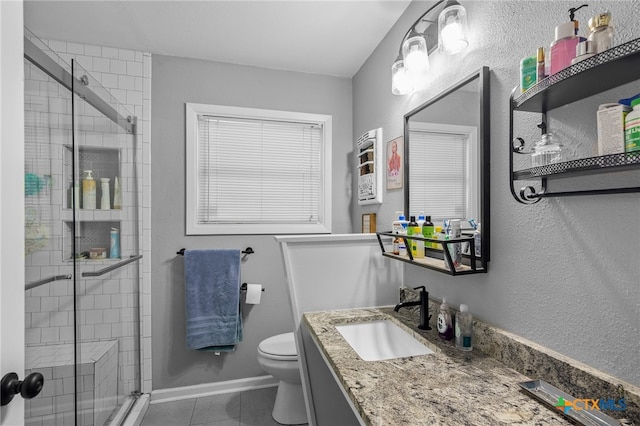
[81,170,96,209]
[437,298,454,340]
[113,176,122,209]
[100,178,111,210]
[110,227,120,259]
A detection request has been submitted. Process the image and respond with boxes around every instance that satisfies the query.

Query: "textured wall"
[151,54,352,390]
[353,0,640,386]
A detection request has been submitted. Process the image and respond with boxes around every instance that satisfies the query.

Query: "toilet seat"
[258,332,297,361]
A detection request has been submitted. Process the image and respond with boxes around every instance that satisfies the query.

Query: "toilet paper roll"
[245,284,263,304]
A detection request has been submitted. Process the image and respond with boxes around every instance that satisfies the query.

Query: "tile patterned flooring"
[141,387,305,426]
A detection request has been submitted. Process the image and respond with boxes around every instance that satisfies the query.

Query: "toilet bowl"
[257,332,307,425]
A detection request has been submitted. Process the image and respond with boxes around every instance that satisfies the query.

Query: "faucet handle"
[413,286,426,292]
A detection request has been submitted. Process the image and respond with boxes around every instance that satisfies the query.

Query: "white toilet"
[257,332,308,425]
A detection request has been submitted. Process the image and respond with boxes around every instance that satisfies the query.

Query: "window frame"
[185,103,332,235]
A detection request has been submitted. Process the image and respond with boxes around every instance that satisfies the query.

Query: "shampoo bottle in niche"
[113,176,122,209]
[550,5,588,74]
[110,227,120,259]
[100,178,111,210]
[455,304,473,351]
[81,170,96,209]
[437,298,454,340]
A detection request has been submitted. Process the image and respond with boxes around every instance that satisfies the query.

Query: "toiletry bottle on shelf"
[407,216,424,258]
[474,223,482,257]
[110,227,120,259]
[433,225,443,250]
[70,181,80,209]
[113,176,122,209]
[392,212,407,256]
[550,5,588,74]
[444,219,462,271]
[536,47,546,82]
[625,98,640,153]
[587,11,614,53]
[455,304,473,351]
[437,298,454,340]
[422,215,435,249]
[81,170,96,209]
[100,178,111,210]
[520,55,537,92]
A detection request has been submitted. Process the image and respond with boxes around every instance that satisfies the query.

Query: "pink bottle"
[550,21,581,74]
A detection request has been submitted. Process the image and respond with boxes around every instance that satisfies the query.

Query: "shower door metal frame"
[24,36,134,134]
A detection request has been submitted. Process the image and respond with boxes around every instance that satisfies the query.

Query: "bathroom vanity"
[303,303,639,425]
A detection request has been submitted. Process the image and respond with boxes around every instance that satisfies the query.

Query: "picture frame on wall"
[386,136,403,190]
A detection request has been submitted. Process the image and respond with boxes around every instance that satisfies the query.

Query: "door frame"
[0,1,26,425]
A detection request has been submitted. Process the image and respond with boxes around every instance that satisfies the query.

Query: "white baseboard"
[150,375,278,404]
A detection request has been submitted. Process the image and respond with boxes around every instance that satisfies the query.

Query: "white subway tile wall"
[24,39,152,423]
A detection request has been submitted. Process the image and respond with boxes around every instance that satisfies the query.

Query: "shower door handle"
[1,372,44,406]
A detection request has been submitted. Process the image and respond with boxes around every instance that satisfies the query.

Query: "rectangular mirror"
[404,66,490,265]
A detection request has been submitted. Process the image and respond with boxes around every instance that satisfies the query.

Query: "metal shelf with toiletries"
[375,231,486,276]
[509,37,640,203]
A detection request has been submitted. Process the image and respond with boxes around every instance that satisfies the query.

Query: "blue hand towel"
[184,249,242,352]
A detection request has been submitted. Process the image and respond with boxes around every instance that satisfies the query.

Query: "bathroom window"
[409,122,479,223]
[185,103,332,235]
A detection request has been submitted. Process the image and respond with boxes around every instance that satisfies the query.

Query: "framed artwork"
[361,213,376,233]
[386,136,403,190]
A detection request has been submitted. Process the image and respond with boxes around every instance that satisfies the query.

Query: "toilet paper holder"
[241,282,265,293]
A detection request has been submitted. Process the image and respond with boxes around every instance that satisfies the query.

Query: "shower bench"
[24,340,118,426]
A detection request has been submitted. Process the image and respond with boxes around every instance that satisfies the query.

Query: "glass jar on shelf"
[587,11,614,54]
[531,133,563,168]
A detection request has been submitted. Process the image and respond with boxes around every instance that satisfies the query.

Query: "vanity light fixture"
[391,0,469,95]
[438,0,469,55]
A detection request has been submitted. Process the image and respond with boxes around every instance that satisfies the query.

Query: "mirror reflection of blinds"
[197,115,322,224]
[409,131,468,221]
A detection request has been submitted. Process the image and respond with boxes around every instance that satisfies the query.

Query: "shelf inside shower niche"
[63,144,122,211]
[62,220,121,262]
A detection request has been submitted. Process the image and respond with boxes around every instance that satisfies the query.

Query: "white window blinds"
[409,131,469,221]
[196,114,323,225]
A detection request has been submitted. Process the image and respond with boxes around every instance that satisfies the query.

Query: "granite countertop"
[304,307,580,426]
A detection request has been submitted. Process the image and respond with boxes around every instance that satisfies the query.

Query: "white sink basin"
[335,319,434,361]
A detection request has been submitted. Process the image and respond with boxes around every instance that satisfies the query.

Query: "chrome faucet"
[394,286,432,330]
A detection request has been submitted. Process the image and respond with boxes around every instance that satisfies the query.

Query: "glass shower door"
[71,59,141,425]
[23,33,77,426]
[23,29,141,426]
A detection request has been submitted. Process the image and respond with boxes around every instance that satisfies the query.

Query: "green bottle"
[422,215,435,249]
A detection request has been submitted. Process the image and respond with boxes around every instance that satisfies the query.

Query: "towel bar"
[177,247,255,256]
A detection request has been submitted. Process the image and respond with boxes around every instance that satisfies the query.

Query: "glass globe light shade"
[391,58,411,95]
[402,32,430,75]
[438,2,469,55]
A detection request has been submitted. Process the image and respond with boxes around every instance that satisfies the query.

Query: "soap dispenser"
[437,298,454,340]
[550,4,588,74]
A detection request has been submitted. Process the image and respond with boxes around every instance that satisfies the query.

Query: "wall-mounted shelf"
[509,37,640,203]
[375,232,486,276]
[357,128,383,205]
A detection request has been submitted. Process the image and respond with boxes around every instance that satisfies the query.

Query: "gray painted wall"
[353,1,640,386]
[151,55,352,389]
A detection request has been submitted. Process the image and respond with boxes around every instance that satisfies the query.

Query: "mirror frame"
[403,66,490,265]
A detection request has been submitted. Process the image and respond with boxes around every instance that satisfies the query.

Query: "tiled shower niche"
[64,145,121,211]
[63,221,120,261]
